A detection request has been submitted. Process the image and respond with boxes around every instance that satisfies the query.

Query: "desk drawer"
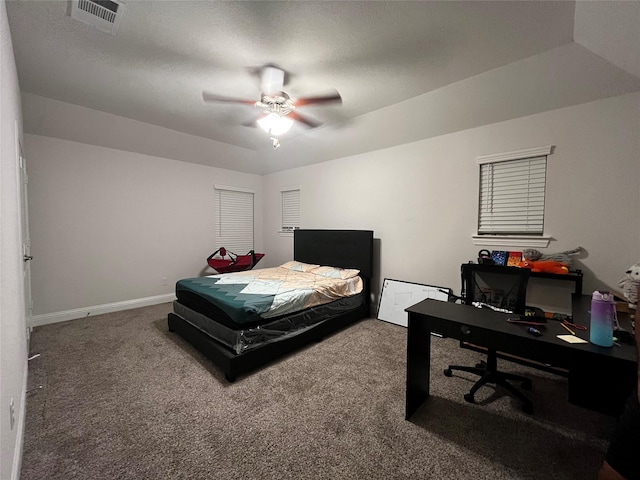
[425,316,486,340]
[422,315,571,366]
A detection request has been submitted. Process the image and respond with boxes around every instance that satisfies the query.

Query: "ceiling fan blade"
[202,92,256,105]
[260,66,285,94]
[294,91,342,107]
[288,111,322,129]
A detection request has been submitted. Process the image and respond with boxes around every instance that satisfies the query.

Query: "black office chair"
[444,264,534,414]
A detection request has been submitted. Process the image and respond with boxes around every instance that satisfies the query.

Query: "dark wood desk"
[405,296,637,420]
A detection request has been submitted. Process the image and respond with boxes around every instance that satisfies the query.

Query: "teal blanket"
[176,276,275,324]
[176,266,362,325]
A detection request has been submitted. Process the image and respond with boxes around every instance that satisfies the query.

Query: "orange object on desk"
[516,259,569,274]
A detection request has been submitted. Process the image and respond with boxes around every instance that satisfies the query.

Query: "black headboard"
[294,230,374,279]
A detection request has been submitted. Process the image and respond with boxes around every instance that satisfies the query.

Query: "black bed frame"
[167,229,374,382]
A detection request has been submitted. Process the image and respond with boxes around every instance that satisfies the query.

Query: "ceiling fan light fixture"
[257,113,294,136]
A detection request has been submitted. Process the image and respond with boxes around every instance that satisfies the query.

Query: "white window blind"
[478,155,547,235]
[281,188,300,232]
[215,187,254,253]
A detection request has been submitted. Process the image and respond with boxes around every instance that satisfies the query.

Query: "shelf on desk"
[462,263,583,294]
[530,269,583,295]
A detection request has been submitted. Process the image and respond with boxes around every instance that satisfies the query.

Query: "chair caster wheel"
[464,393,475,404]
[522,404,534,414]
[444,368,452,377]
[522,380,532,391]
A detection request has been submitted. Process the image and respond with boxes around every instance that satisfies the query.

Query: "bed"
[167,229,374,381]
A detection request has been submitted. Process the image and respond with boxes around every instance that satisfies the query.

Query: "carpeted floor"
[21,303,616,479]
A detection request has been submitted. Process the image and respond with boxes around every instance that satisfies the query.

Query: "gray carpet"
[21,303,615,479]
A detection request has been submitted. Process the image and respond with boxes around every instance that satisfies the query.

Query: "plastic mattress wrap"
[172,292,364,354]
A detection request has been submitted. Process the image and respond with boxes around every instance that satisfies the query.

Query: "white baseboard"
[12,359,28,480]
[31,293,176,327]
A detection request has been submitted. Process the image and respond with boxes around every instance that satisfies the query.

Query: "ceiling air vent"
[70,0,126,35]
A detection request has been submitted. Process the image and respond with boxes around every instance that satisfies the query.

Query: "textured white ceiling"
[6,1,640,174]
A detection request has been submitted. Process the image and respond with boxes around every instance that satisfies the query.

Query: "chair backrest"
[460,264,531,314]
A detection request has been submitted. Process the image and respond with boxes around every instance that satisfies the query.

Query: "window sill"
[471,235,551,248]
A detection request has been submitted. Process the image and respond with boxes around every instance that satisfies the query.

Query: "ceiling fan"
[202,65,342,149]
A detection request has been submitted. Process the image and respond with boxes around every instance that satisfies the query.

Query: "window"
[477,146,552,240]
[214,185,255,253]
[281,187,300,233]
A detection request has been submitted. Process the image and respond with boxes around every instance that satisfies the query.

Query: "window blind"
[215,188,254,253]
[478,156,547,235]
[281,189,300,232]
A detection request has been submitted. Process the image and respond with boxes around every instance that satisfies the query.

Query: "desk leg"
[406,314,432,420]
[568,354,636,416]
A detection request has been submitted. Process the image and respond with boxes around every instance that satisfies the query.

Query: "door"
[17,131,33,333]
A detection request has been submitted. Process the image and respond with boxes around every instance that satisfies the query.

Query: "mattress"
[175,264,363,328]
[173,291,364,354]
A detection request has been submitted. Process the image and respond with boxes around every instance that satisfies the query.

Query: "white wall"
[22,93,260,174]
[23,92,640,320]
[26,135,263,318]
[263,93,640,303]
[0,2,28,479]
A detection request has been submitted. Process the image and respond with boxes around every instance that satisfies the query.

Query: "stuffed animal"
[522,247,582,268]
[617,262,640,310]
[517,259,570,274]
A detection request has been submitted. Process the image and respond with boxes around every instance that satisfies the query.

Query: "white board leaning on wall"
[377,278,451,327]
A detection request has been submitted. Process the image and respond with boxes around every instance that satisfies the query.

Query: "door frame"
[16,122,33,335]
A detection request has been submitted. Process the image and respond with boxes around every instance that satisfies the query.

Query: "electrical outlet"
[9,398,15,430]
[161,277,168,286]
